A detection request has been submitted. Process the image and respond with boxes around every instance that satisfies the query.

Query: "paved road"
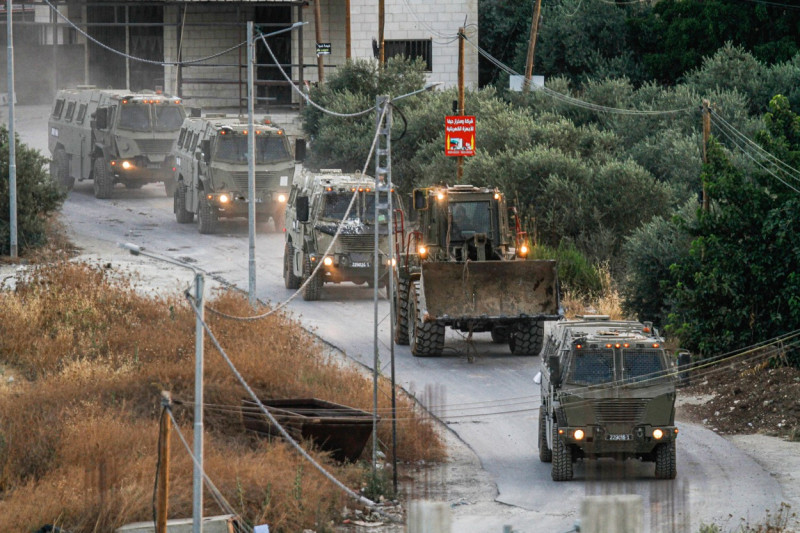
[11,105,787,532]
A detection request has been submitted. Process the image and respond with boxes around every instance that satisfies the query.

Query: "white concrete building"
[7,0,478,107]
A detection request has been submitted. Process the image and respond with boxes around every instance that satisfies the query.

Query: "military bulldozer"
[393,184,560,357]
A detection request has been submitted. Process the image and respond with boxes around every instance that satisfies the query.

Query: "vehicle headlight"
[278,194,287,203]
[519,244,529,256]
[573,429,585,441]
[418,246,427,257]
[121,160,133,170]
[653,428,664,440]
[219,194,230,204]
[323,256,333,267]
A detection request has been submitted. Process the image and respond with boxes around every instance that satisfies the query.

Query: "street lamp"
[119,242,205,533]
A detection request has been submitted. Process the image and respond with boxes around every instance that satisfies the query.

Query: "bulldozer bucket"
[419,260,559,320]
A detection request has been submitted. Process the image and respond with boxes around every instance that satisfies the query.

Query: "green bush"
[529,241,603,298]
[0,126,65,256]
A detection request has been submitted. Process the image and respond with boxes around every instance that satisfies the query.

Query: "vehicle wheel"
[174,183,194,224]
[284,242,301,290]
[654,441,677,479]
[394,278,411,345]
[539,409,552,463]
[410,281,445,357]
[509,320,544,356]
[92,157,114,199]
[551,422,573,481]
[197,194,218,234]
[272,208,286,233]
[302,257,323,301]
[491,326,509,344]
[164,178,177,198]
[50,148,74,192]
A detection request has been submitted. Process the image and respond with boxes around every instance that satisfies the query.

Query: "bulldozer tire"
[410,281,445,357]
[654,441,677,479]
[50,148,74,192]
[394,278,411,345]
[509,320,545,356]
[551,422,573,481]
[284,243,301,290]
[538,409,552,463]
[93,158,114,199]
[491,326,510,344]
[302,257,323,301]
[197,194,218,234]
[174,183,194,224]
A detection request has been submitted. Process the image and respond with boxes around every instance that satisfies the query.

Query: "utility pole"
[378,0,385,66]
[7,0,17,258]
[524,0,543,92]
[457,28,465,183]
[156,391,172,533]
[345,0,351,59]
[247,21,257,308]
[314,0,324,83]
[701,99,710,212]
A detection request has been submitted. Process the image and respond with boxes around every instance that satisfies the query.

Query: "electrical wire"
[464,36,695,116]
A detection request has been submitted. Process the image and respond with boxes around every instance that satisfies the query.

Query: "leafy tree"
[666,98,800,360]
[478,0,533,87]
[0,127,65,256]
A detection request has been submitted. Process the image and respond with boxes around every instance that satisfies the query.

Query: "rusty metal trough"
[241,398,377,462]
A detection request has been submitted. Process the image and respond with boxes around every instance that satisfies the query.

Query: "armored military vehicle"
[171,114,298,234]
[48,86,186,198]
[537,316,679,481]
[283,169,394,301]
[393,184,560,357]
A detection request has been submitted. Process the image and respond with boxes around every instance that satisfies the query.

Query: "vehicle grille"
[593,399,648,424]
[338,234,376,252]
[135,139,175,154]
[230,171,285,191]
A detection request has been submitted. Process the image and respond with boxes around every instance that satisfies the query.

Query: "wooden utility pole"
[523,0,543,92]
[701,99,711,211]
[378,0,385,66]
[156,392,172,533]
[314,0,324,83]
[457,28,465,182]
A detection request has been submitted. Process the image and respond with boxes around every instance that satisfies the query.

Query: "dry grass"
[561,264,627,320]
[0,261,444,532]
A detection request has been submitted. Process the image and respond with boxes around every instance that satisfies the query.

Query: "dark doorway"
[254,6,292,107]
[129,6,164,91]
[87,3,125,88]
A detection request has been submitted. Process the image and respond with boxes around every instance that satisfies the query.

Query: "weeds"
[698,503,796,532]
[0,261,444,531]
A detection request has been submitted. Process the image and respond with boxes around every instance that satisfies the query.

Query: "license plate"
[351,262,369,268]
[607,434,632,441]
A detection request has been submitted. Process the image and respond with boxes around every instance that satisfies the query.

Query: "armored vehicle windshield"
[213,134,292,164]
[321,190,388,224]
[117,101,185,132]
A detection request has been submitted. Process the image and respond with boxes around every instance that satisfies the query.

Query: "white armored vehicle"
[48,86,186,198]
[171,114,298,234]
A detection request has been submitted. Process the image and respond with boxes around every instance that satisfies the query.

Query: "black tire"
[197,194,218,234]
[164,178,177,198]
[491,326,510,344]
[538,409,552,463]
[654,441,677,479]
[410,281,445,357]
[394,278,411,345]
[283,242,301,290]
[551,422,573,481]
[174,183,194,224]
[509,320,545,356]
[302,257,323,301]
[92,157,114,199]
[50,148,74,192]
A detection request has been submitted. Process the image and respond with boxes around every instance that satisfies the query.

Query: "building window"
[384,40,432,72]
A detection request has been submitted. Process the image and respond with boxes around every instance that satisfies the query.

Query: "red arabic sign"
[445,115,476,156]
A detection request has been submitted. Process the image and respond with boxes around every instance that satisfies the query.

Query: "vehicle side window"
[190,132,199,152]
[64,101,76,121]
[52,98,65,119]
[76,103,87,124]
[177,128,187,150]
